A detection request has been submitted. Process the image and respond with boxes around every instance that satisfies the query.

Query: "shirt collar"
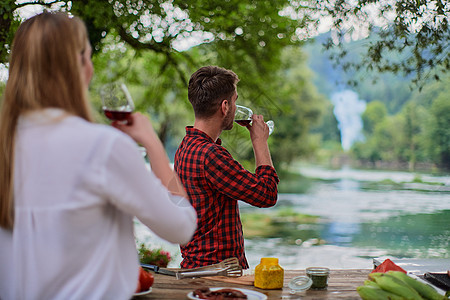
[17,108,70,128]
[186,126,222,145]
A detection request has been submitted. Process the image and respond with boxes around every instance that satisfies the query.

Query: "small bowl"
[288,276,313,294]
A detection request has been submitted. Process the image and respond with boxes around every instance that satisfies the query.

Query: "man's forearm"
[253,141,274,167]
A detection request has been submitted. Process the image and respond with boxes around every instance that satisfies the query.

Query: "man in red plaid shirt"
[174,66,279,269]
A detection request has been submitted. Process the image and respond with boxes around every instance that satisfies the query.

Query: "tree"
[310,100,341,146]
[350,75,450,171]
[398,102,428,170]
[362,101,387,135]
[2,0,448,88]
[372,116,404,162]
[218,46,326,171]
[316,0,449,87]
[0,1,309,83]
[427,90,450,170]
[89,42,193,151]
[0,0,19,64]
[266,47,325,170]
[2,0,448,169]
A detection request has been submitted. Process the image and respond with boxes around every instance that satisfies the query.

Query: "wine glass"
[100,82,146,158]
[234,105,274,135]
[100,82,134,124]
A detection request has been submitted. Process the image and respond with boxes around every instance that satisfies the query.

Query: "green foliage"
[2,0,448,171]
[88,36,325,168]
[372,116,404,161]
[427,94,450,169]
[400,102,428,165]
[90,42,194,157]
[362,101,387,135]
[178,0,303,71]
[1,0,309,86]
[3,0,448,90]
[0,0,20,63]
[317,101,341,143]
[215,46,325,171]
[0,81,5,99]
[304,33,415,114]
[350,75,450,171]
[268,47,326,170]
[318,0,450,88]
[241,207,320,239]
[137,243,172,268]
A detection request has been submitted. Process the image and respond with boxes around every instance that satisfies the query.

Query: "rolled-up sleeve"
[204,145,279,208]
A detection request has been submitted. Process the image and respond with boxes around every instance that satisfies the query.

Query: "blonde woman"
[0,12,196,299]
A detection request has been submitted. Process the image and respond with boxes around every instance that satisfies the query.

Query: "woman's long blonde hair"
[0,12,93,230]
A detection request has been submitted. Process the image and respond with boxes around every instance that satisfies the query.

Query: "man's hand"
[248,114,273,167]
[248,114,269,144]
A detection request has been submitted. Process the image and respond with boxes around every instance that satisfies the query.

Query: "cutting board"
[202,275,255,286]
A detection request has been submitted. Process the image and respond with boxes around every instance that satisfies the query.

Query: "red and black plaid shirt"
[174,127,279,269]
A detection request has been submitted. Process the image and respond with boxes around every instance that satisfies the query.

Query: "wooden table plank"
[137,269,370,299]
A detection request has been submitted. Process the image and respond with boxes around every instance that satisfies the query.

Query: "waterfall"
[331,90,366,151]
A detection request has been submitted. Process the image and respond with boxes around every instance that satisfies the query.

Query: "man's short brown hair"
[188,66,239,118]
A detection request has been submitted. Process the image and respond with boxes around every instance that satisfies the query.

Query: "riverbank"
[295,164,449,189]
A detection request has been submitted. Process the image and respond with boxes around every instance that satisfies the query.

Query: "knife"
[141,264,177,276]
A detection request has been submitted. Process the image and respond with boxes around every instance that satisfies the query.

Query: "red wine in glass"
[103,107,133,122]
[235,119,252,126]
[100,82,135,124]
[234,105,274,135]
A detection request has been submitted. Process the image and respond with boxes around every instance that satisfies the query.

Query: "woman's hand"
[112,112,158,148]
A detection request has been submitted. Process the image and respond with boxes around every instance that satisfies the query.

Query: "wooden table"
[138,269,370,299]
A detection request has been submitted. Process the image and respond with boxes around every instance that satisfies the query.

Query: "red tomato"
[139,267,154,291]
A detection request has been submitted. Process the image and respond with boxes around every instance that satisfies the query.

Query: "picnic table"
[137,268,370,299]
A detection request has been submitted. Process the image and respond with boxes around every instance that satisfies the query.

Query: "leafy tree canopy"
[316,0,449,88]
[1,0,448,87]
[1,0,309,85]
[350,75,450,171]
[362,101,387,135]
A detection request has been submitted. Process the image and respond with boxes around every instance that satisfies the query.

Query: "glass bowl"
[288,276,313,294]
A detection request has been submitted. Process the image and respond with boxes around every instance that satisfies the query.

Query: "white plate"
[187,287,267,300]
[133,287,152,297]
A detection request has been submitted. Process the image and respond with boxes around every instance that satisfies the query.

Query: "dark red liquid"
[103,109,132,122]
[235,119,251,126]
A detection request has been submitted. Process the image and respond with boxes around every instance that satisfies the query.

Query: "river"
[135,165,450,270]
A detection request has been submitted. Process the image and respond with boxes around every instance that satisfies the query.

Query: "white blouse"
[0,109,197,300]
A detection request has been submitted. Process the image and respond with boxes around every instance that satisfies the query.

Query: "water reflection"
[322,222,361,245]
[241,167,449,269]
[353,210,450,258]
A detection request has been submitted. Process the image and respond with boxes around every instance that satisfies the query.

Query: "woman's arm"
[103,132,196,245]
[112,113,187,198]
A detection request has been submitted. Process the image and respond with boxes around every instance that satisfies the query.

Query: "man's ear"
[221,99,229,116]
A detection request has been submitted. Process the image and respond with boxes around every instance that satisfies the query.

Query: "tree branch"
[164,52,188,87]
[118,27,171,54]
[15,0,61,9]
